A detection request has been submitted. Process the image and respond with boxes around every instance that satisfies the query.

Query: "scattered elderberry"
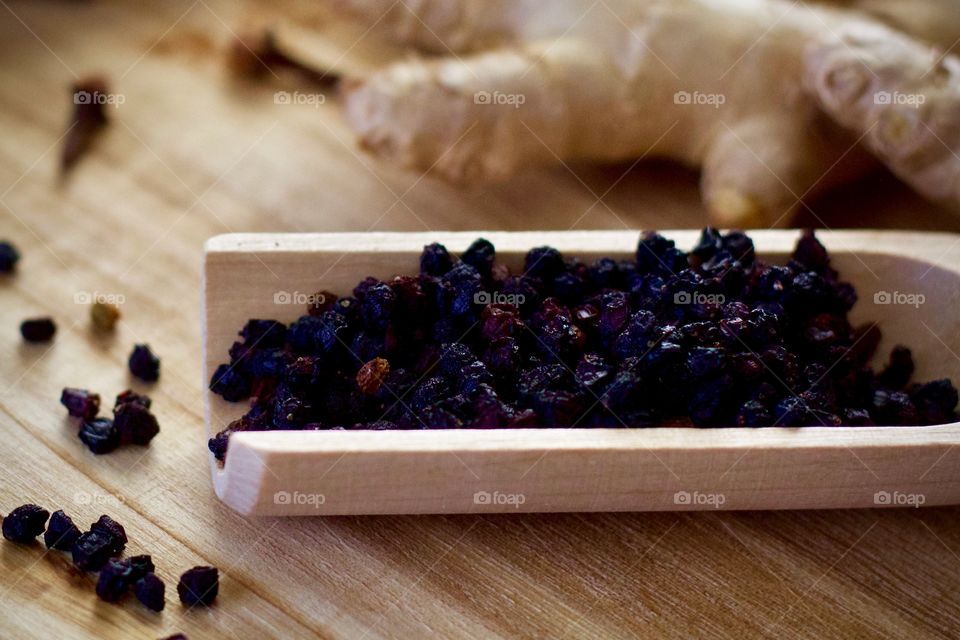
[91,514,127,554]
[44,510,81,550]
[96,555,156,603]
[128,344,160,381]
[0,240,20,273]
[135,572,166,611]
[177,566,219,606]
[113,401,160,445]
[96,558,133,602]
[20,317,56,342]
[2,504,49,543]
[115,389,151,410]
[79,417,121,454]
[61,388,101,420]
[71,529,117,571]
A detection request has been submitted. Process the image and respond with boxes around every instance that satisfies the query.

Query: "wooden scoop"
[203,230,960,515]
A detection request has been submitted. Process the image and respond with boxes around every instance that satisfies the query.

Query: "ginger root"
[331,0,960,225]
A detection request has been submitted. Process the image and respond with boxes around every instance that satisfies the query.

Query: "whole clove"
[61,76,111,176]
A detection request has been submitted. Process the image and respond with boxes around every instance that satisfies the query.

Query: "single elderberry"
[113,401,160,445]
[44,509,81,550]
[96,558,134,602]
[71,529,117,571]
[91,515,127,554]
[209,364,251,402]
[462,238,496,276]
[128,344,160,381]
[20,317,56,342]
[60,388,101,420]
[0,240,20,272]
[135,572,166,611]
[878,346,914,389]
[115,389,151,410]
[2,504,49,543]
[79,418,121,454]
[420,242,453,276]
[524,246,565,281]
[177,566,219,606]
[240,319,286,348]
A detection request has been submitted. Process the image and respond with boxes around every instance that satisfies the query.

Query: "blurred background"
[2,0,959,247]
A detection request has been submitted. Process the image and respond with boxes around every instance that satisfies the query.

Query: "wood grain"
[1,1,959,638]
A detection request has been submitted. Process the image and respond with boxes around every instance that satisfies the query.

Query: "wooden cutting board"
[1,1,960,638]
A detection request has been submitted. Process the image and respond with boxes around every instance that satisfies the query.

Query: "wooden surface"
[205,231,960,516]
[2,1,960,638]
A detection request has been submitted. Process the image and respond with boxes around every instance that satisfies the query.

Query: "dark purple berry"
[878,346,914,389]
[359,282,396,330]
[135,572,166,611]
[177,566,219,606]
[44,509,81,550]
[0,240,20,272]
[2,504,49,543]
[91,515,127,554]
[96,558,134,602]
[911,379,959,425]
[126,554,156,579]
[420,242,453,276]
[60,388,100,420]
[636,231,688,274]
[79,417,121,454]
[128,344,160,381]
[524,246,564,281]
[20,317,56,342]
[115,389,151,410]
[462,238,495,276]
[239,319,286,348]
[113,402,160,445]
[792,229,830,273]
[209,364,251,402]
[71,530,117,571]
[208,429,231,462]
